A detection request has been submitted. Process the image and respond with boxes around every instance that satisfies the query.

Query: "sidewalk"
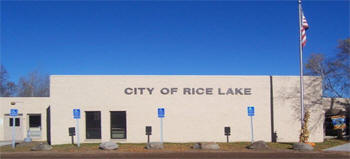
[324,143,350,152]
[0,141,12,147]
[0,140,24,147]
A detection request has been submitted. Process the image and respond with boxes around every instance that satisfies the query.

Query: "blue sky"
[1,0,349,81]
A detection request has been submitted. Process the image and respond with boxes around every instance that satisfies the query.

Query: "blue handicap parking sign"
[247,106,255,116]
[158,108,165,118]
[73,109,80,119]
[10,109,18,116]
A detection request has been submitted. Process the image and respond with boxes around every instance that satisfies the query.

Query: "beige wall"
[0,97,50,141]
[273,76,324,142]
[49,75,324,145]
[0,75,326,144]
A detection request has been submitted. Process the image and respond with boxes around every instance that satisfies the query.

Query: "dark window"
[110,111,127,139]
[86,111,101,139]
[29,115,41,127]
[9,118,20,127]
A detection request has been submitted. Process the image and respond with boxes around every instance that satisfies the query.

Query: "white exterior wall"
[49,75,324,145]
[0,97,50,141]
[0,75,325,144]
[273,76,324,142]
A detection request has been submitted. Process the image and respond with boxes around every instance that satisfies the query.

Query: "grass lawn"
[0,139,348,152]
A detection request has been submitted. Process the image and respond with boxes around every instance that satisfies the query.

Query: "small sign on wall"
[10,109,18,117]
[158,108,165,118]
[73,109,80,119]
[247,106,255,116]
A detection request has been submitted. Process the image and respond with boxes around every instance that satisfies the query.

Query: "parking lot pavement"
[1,151,350,159]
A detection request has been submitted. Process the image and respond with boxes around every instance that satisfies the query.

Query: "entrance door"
[28,114,41,138]
[85,111,101,139]
[4,115,23,141]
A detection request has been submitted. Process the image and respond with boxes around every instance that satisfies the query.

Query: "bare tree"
[17,70,50,97]
[305,38,350,138]
[0,65,16,97]
[305,38,350,98]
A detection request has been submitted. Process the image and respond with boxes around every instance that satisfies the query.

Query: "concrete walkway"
[324,143,350,152]
[0,140,24,147]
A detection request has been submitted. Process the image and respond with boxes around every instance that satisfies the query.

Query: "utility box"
[146,126,152,135]
[69,127,75,136]
[225,127,231,136]
[272,131,278,142]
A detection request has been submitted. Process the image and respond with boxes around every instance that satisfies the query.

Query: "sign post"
[224,127,231,143]
[68,127,75,144]
[73,109,80,147]
[145,126,152,145]
[157,108,165,144]
[10,109,18,149]
[247,106,255,143]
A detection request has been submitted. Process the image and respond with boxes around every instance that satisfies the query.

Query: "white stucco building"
[1,75,344,145]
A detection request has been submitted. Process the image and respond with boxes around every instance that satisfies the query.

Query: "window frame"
[110,111,127,139]
[9,118,20,127]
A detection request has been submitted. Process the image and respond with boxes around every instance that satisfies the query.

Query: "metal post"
[226,135,229,143]
[250,116,254,143]
[12,118,15,148]
[160,118,163,144]
[298,0,305,131]
[76,119,80,147]
[147,135,150,144]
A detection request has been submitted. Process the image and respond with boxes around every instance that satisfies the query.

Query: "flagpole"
[298,0,305,132]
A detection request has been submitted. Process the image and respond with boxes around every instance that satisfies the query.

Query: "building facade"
[0,75,330,145]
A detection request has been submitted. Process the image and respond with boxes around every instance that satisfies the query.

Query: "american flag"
[301,11,309,48]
